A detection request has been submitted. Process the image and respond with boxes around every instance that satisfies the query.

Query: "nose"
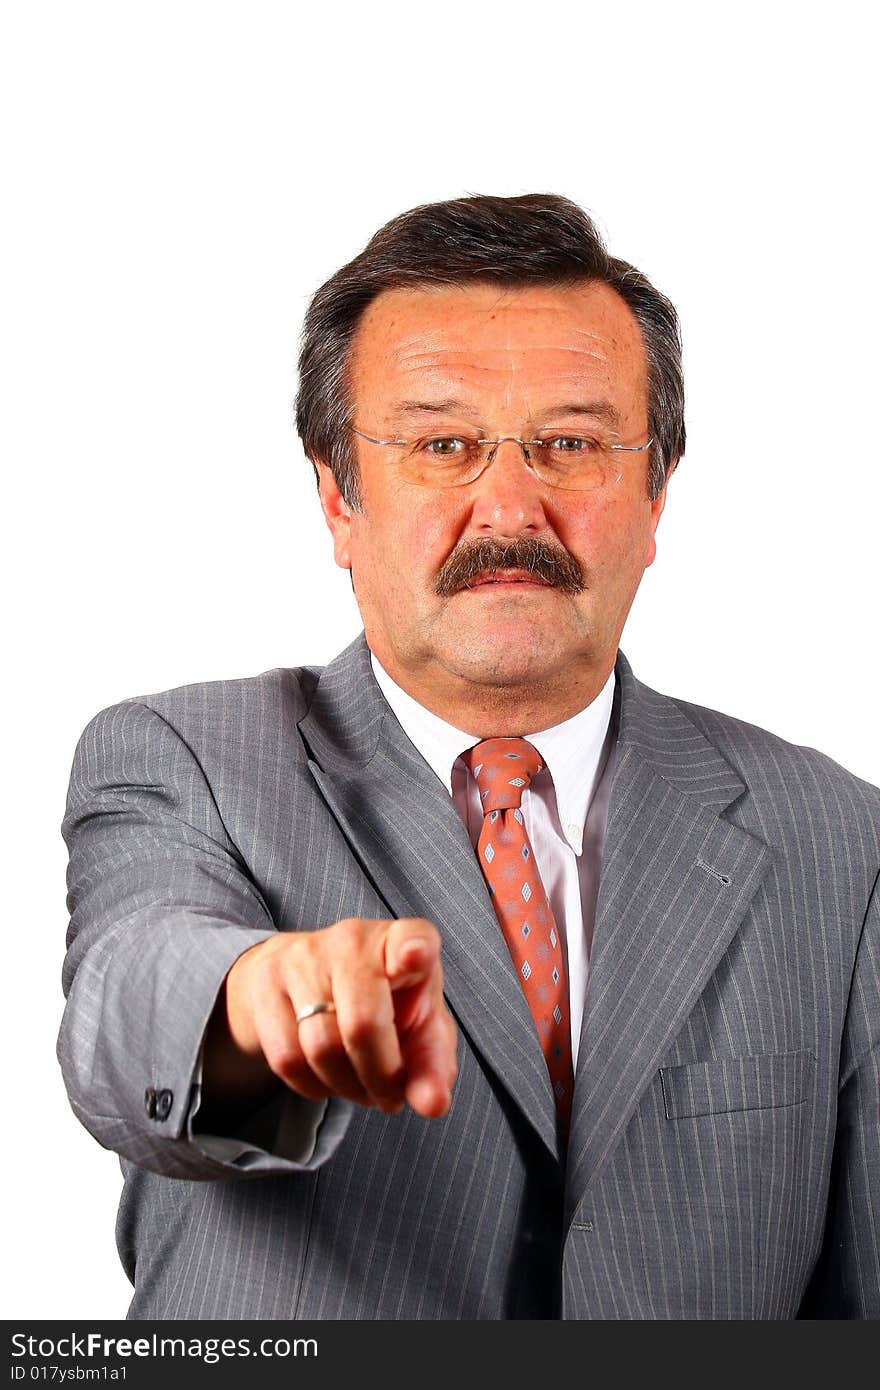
[469,437,549,537]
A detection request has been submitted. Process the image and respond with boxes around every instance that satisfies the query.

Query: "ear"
[644,473,672,569]
[316,461,353,570]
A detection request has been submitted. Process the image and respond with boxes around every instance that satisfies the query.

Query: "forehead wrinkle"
[391,346,612,378]
[381,355,622,421]
[387,322,618,359]
[367,321,639,407]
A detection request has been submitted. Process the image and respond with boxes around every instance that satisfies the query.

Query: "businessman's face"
[318,279,670,731]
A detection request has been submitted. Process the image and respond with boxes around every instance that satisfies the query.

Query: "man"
[59,194,879,1320]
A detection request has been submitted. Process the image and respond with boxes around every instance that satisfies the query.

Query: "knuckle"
[271,936,315,985]
[301,1027,341,1070]
[295,930,328,968]
[264,1039,303,1083]
[334,918,368,952]
[341,1008,378,1049]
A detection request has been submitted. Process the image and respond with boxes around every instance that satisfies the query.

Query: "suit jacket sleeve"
[802,864,880,1316]
[58,699,353,1180]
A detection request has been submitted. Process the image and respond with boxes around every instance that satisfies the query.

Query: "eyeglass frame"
[351,426,654,490]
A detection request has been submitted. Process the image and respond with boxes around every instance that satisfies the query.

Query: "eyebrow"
[389,398,481,421]
[539,401,623,428]
[388,398,624,426]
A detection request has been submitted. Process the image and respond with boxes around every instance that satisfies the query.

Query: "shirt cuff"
[188,1044,328,1166]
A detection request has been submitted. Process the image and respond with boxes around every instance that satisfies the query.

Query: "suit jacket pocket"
[659,1049,815,1120]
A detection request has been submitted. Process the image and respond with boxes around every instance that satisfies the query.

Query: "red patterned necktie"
[463,738,574,1132]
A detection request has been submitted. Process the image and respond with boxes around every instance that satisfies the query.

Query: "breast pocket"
[659,1049,815,1120]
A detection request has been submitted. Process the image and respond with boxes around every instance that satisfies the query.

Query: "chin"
[446,632,560,686]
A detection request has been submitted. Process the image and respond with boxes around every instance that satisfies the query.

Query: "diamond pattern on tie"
[463,737,574,1135]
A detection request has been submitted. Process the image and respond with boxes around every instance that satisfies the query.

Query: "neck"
[372,652,617,737]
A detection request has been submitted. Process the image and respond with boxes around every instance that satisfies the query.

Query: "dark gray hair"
[295,193,685,507]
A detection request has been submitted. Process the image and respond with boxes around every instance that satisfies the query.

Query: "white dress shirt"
[371,655,618,1068]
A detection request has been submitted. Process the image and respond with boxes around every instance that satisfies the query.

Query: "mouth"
[466,569,552,589]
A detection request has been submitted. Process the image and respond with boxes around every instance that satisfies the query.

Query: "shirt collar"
[369,651,616,855]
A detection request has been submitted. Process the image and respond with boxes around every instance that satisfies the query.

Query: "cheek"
[362,495,458,582]
[564,497,628,553]
[564,496,654,578]
[404,493,462,558]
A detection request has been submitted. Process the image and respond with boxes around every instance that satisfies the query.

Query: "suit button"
[155,1089,174,1121]
[144,1087,157,1119]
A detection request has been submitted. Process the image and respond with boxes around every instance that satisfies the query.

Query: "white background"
[2,0,877,1318]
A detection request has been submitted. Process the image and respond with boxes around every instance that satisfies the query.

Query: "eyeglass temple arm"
[352,428,407,446]
[610,438,654,453]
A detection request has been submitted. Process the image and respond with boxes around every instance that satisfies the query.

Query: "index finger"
[384,920,456,1116]
[383,918,443,990]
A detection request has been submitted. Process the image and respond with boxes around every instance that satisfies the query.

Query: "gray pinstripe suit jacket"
[59,634,880,1319]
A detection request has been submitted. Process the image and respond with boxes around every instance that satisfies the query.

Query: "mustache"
[435,537,585,597]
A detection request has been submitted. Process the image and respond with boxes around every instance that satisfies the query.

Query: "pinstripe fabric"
[59,633,880,1318]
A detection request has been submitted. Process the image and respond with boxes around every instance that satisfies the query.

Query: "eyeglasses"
[352,428,653,492]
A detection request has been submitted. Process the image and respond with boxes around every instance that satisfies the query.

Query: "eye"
[545,435,600,453]
[422,436,469,457]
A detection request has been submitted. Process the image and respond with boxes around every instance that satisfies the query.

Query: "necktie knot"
[464,737,545,812]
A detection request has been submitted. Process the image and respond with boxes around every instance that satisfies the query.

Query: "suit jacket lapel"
[565,653,774,1218]
[297,633,560,1158]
